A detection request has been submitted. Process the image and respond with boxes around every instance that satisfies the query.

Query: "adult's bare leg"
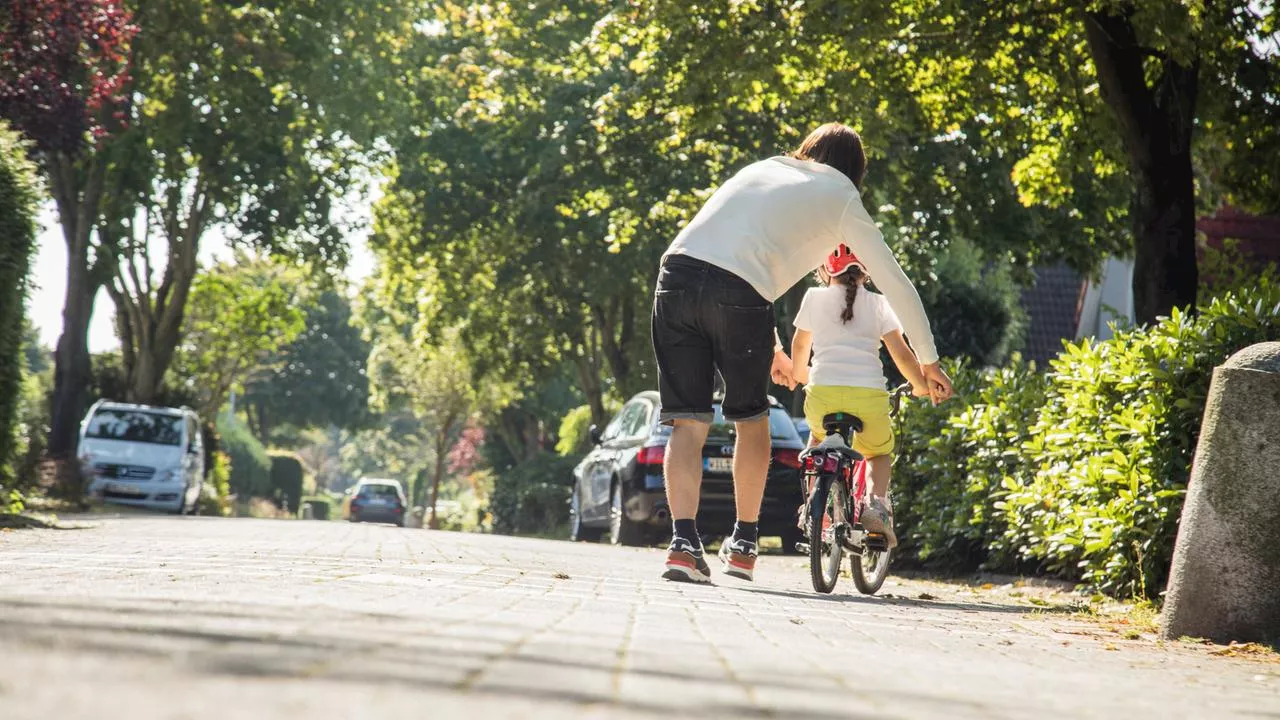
[731,415,771,522]
[665,419,711,522]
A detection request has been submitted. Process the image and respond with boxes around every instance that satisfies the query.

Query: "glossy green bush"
[268,452,305,513]
[300,495,333,520]
[999,282,1280,597]
[490,452,575,536]
[197,451,233,517]
[894,357,1047,571]
[217,415,272,498]
[894,279,1280,598]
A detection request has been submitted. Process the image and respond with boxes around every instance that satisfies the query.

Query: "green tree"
[0,122,40,495]
[0,0,137,461]
[367,326,514,529]
[169,258,305,421]
[597,1,1280,324]
[99,0,417,405]
[242,288,371,445]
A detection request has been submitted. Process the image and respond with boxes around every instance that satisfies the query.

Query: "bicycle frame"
[797,384,911,556]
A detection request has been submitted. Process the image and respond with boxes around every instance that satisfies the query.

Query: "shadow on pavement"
[0,597,885,719]
[735,584,1080,615]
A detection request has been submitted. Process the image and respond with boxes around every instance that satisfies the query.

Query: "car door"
[595,402,644,512]
[584,407,627,521]
[615,399,655,489]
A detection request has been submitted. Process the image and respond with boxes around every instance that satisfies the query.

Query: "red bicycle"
[798,384,911,594]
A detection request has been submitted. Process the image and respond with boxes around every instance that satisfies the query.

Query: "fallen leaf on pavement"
[917,592,938,600]
[552,571,570,580]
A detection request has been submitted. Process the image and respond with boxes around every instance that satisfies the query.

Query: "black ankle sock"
[733,521,759,544]
[673,519,699,545]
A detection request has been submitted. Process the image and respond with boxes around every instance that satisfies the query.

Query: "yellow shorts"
[804,385,895,458]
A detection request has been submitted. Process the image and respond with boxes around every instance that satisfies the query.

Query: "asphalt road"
[0,516,1276,719]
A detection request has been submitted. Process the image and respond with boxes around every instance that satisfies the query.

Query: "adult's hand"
[921,362,953,405]
[770,350,796,390]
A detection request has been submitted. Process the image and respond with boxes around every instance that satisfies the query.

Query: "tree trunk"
[428,434,446,530]
[427,412,459,530]
[593,294,636,395]
[46,153,108,464]
[109,187,207,405]
[1084,11,1199,325]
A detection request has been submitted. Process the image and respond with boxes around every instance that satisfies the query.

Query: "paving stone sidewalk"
[0,517,1276,719]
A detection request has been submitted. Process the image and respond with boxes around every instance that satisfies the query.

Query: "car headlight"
[158,468,179,483]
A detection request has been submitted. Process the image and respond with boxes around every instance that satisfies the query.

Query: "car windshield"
[85,409,183,446]
[708,406,801,442]
[359,484,400,499]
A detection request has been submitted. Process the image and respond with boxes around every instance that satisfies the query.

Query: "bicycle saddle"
[821,412,863,440]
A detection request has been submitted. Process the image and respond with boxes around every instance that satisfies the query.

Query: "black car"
[569,391,806,548]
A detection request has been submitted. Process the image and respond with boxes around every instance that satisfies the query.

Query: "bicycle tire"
[851,544,892,595]
[808,476,844,594]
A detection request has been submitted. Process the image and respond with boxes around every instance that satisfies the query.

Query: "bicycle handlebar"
[890,383,913,418]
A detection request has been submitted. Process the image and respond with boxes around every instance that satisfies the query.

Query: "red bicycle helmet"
[824,244,865,276]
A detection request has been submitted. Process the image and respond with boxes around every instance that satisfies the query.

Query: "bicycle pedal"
[795,542,810,554]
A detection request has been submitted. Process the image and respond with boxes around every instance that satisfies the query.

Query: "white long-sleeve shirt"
[663,156,939,364]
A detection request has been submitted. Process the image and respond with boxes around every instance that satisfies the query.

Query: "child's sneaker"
[662,536,711,583]
[861,496,897,549]
[718,536,758,581]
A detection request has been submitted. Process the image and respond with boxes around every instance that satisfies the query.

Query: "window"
[358,484,401,500]
[621,402,652,438]
[600,406,627,441]
[85,409,184,446]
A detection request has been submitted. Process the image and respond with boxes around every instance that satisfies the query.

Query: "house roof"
[1020,264,1085,367]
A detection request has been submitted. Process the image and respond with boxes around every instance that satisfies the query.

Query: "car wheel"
[609,482,644,547]
[569,482,603,542]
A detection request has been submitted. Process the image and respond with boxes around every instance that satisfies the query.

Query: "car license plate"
[106,482,140,495]
[704,457,733,474]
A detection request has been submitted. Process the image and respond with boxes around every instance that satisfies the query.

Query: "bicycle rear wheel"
[808,477,846,594]
[851,543,892,595]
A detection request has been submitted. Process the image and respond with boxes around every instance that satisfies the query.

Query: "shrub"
[198,451,233,517]
[217,415,272,498]
[555,405,595,457]
[489,452,576,536]
[893,357,1048,571]
[268,452,304,513]
[893,279,1280,599]
[300,495,333,520]
[998,281,1280,598]
[0,123,39,497]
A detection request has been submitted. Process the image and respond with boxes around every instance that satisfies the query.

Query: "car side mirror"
[589,425,603,446]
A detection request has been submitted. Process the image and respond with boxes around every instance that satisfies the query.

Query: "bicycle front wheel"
[808,477,846,594]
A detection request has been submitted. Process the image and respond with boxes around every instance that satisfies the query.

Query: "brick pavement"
[0,517,1276,719]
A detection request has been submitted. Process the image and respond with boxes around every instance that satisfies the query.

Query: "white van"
[79,400,205,514]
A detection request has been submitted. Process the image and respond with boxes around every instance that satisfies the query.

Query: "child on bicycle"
[790,245,933,548]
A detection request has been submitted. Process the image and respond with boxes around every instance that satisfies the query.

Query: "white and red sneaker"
[717,537,758,581]
[662,537,712,583]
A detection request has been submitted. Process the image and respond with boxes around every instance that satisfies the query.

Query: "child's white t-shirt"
[793,285,903,389]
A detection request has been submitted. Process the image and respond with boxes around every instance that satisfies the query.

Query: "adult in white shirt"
[653,123,953,584]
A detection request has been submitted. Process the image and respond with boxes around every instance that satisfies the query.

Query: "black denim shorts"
[651,255,774,424]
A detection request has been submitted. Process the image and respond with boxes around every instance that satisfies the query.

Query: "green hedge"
[490,452,576,536]
[0,123,38,498]
[893,278,1280,598]
[269,452,304,513]
[197,451,233,517]
[217,415,272,498]
[300,495,333,520]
